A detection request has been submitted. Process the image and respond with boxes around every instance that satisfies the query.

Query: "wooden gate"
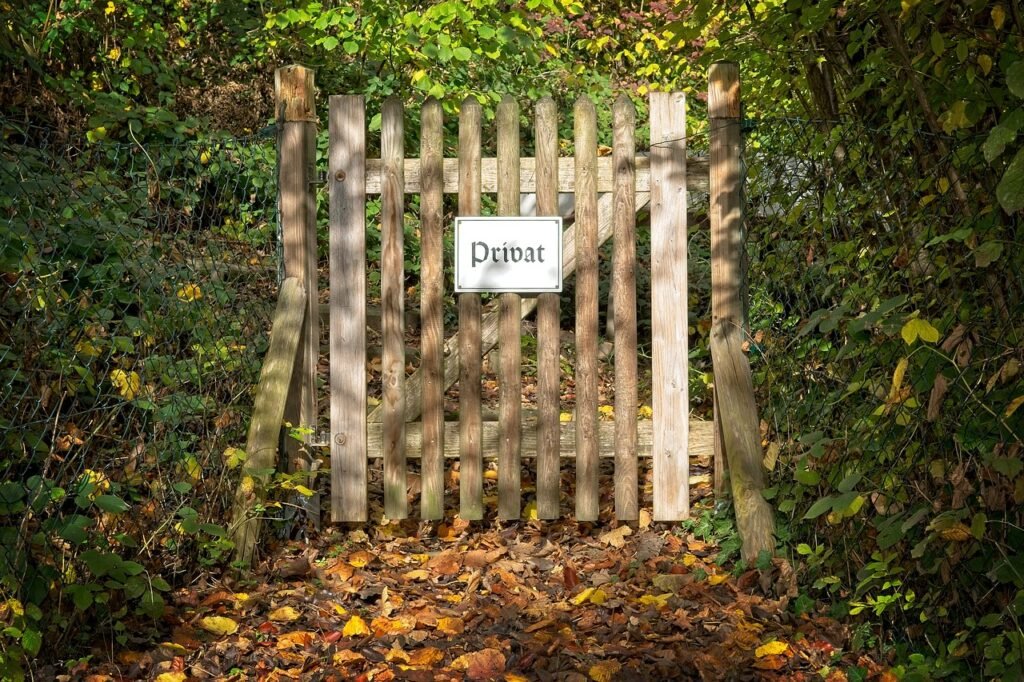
[271,63,745,528]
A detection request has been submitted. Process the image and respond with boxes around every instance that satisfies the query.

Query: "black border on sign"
[453,216,564,294]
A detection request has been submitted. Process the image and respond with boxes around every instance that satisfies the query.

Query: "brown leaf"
[348,550,375,568]
[562,563,580,590]
[426,551,462,576]
[450,648,506,680]
[333,649,365,665]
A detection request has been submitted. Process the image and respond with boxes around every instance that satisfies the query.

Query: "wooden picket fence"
[232,63,751,561]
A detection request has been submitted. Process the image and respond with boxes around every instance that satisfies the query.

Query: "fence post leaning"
[708,61,775,561]
[276,65,320,525]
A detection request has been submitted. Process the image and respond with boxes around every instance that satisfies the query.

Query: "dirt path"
[67,474,887,682]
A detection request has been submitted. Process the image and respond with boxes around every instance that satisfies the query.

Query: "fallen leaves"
[197,616,238,636]
[450,648,506,680]
[342,615,370,637]
[267,605,301,622]
[589,660,622,681]
[598,524,632,548]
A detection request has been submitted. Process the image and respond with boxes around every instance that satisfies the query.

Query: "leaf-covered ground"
[61,466,891,682]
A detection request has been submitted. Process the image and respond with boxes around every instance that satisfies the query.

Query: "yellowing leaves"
[342,615,370,637]
[755,640,790,658]
[978,54,993,76]
[198,615,239,636]
[176,282,203,302]
[154,674,187,682]
[436,616,466,635]
[572,587,608,605]
[110,369,141,400]
[267,605,301,622]
[638,404,654,419]
[589,660,622,681]
[901,318,940,345]
[638,593,672,608]
[992,4,1006,30]
[707,573,729,586]
[1005,395,1024,418]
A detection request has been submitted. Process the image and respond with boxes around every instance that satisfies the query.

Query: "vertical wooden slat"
[534,98,561,520]
[612,95,638,521]
[650,91,690,521]
[458,98,484,520]
[329,95,367,522]
[381,97,407,519]
[574,97,599,522]
[496,95,522,520]
[420,98,445,520]
[276,65,319,518]
[709,62,774,560]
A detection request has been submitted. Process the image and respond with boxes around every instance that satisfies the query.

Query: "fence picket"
[420,98,444,520]
[612,95,639,520]
[381,97,407,519]
[458,98,484,520]
[328,95,367,522]
[534,98,561,519]
[574,97,599,522]
[497,96,522,520]
[650,92,690,521]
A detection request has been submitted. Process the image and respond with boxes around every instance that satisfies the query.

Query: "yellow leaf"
[707,574,728,586]
[559,411,574,422]
[638,404,653,419]
[572,587,596,605]
[589,660,622,681]
[276,630,314,649]
[588,589,608,605]
[505,675,531,682]
[348,550,373,568]
[598,405,615,421]
[268,605,300,622]
[110,369,141,400]
[198,615,239,636]
[682,553,698,567]
[200,150,211,165]
[755,640,790,658]
[977,54,993,75]
[901,318,940,345]
[107,47,121,60]
[105,1,116,14]
[333,650,364,664]
[940,523,972,542]
[176,283,203,302]
[155,674,187,682]
[887,357,910,404]
[223,447,246,469]
[1005,395,1024,418]
[402,569,430,581]
[638,593,672,608]
[437,616,465,635]
[992,4,1006,30]
[639,509,652,530]
[523,500,539,521]
[342,615,370,637]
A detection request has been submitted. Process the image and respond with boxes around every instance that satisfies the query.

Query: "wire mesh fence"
[0,122,278,652]
[743,116,1023,642]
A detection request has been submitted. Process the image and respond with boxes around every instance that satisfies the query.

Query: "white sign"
[454,217,562,293]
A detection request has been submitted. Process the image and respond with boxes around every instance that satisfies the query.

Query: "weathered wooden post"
[276,65,320,524]
[708,61,774,561]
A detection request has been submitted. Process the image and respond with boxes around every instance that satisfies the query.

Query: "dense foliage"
[2,0,1022,678]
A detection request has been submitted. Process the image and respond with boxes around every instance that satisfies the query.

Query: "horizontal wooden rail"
[361,419,714,461]
[231,277,306,566]
[365,156,709,194]
[367,191,650,424]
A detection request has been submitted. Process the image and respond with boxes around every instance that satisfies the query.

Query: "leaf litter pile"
[70,465,889,682]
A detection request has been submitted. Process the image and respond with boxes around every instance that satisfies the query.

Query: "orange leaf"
[752,654,788,671]
[437,616,466,635]
[372,615,417,637]
[333,649,364,665]
[342,615,370,637]
[408,647,444,666]
[276,631,314,650]
[450,648,506,680]
[348,550,374,568]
